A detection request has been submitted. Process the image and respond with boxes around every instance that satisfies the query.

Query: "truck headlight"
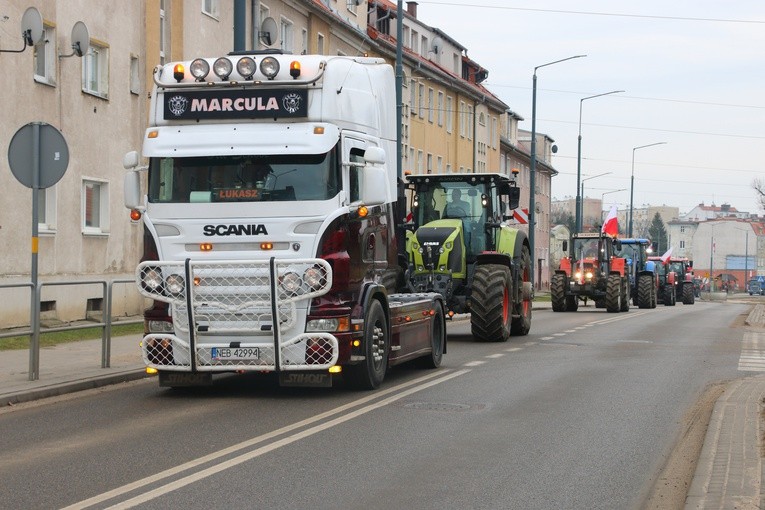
[306,318,339,332]
[142,267,163,291]
[280,271,302,295]
[304,265,326,291]
[260,57,280,79]
[213,57,233,80]
[165,274,185,296]
[190,58,210,80]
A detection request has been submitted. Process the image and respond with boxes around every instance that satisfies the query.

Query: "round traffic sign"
[7,122,69,189]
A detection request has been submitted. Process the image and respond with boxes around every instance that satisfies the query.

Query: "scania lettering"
[124,53,446,390]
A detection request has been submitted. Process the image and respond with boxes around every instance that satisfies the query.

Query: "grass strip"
[0,323,144,351]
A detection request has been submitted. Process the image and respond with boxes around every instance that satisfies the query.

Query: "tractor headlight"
[445,242,453,250]
[575,271,582,279]
[585,272,594,280]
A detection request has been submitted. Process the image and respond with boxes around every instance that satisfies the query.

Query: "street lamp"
[579,171,611,230]
[575,90,624,233]
[529,54,586,287]
[600,188,627,222]
[628,142,666,237]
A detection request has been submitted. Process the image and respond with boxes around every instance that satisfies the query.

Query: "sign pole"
[30,123,41,381]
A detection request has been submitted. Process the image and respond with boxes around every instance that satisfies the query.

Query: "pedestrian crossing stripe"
[738,332,765,371]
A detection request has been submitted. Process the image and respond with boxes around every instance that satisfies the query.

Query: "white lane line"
[464,360,486,367]
[540,336,554,341]
[589,311,652,325]
[574,327,587,330]
[504,348,523,352]
[63,369,463,510]
[552,333,566,337]
[486,353,504,359]
[564,330,576,333]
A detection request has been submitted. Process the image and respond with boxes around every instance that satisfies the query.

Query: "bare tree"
[754,179,765,211]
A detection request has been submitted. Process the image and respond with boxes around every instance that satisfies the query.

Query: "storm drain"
[400,401,485,412]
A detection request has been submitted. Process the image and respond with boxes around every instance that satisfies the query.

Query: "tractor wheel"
[510,246,533,336]
[566,296,579,312]
[551,273,567,312]
[637,274,654,309]
[471,264,512,342]
[595,300,606,308]
[664,286,676,306]
[620,277,630,312]
[682,282,695,304]
[605,273,622,313]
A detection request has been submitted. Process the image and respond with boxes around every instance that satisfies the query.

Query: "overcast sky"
[416,0,765,216]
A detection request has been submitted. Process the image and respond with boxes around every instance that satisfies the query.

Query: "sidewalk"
[1,303,764,509]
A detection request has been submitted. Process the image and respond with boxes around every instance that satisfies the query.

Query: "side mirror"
[361,166,387,206]
[507,186,520,210]
[123,150,140,170]
[613,239,622,250]
[124,171,142,210]
[562,240,568,252]
[363,147,385,165]
[498,182,511,195]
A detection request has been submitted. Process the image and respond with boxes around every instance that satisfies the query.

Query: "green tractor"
[405,173,532,341]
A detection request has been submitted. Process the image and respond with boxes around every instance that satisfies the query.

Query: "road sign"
[8,122,69,189]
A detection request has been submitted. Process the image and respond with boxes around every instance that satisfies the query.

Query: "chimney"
[720,203,730,212]
[406,1,418,18]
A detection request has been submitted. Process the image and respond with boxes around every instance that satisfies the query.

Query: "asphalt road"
[0,300,751,509]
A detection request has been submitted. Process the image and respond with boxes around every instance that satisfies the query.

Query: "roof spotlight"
[213,57,233,80]
[259,57,280,80]
[236,57,256,79]
[189,58,210,81]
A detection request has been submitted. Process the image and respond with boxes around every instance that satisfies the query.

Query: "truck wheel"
[637,274,654,309]
[418,301,445,368]
[511,245,533,336]
[471,264,512,342]
[605,273,622,313]
[551,273,567,312]
[682,282,695,304]
[620,278,630,312]
[344,299,389,390]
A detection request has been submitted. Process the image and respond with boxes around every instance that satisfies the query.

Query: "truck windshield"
[148,150,339,203]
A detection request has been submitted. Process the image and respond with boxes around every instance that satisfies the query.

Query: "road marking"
[738,331,765,371]
[564,329,576,333]
[464,360,486,367]
[504,347,523,352]
[589,311,651,325]
[574,327,586,330]
[486,353,504,359]
[62,369,468,510]
[540,336,554,341]
[553,333,566,337]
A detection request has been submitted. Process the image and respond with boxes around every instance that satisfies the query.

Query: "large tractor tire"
[510,245,533,336]
[566,296,579,312]
[664,286,676,306]
[620,277,630,312]
[471,264,512,342]
[682,282,695,305]
[605,273,622,313]
[551,273,567,312]
[637,273,655,309]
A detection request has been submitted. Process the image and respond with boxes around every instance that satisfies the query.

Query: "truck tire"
[417,301,445,368]
[471,264,512,342]
[637,274,654,309]
[620,277,630,312]
[344,299,389,390]
[551,273,567,312]
[511,245,533,336]
[682,282,695,304]
[605,273,622,313]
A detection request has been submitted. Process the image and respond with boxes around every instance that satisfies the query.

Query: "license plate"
[211,347,260,361]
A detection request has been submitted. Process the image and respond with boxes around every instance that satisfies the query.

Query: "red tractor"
[551,232,630,313]
[649,256,695,305]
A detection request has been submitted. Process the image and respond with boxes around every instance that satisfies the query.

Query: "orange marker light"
[130,209,142,221]
[289,61,301,79]
[357,206,369,218]
[173,64,185,82]
[200,243,213,252]
[260,242,273,250]
[148,130,159,139]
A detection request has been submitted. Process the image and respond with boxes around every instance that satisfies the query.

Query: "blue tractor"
[614,238,658,309]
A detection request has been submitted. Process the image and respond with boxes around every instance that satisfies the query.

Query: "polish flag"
[601,205,618,237]
[660,247,673,264]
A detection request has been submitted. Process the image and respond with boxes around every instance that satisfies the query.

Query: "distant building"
[551,197,603,232]
[682,202,749,221]
[616,205,679,238]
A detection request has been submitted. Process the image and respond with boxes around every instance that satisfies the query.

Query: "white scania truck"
[123,52,446,389]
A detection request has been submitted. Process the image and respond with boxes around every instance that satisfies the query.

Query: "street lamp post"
[628,142,666,237]
[575,90,623,233]
[529,54,585,288]
[578,171,611,230]
[600,188,627,222]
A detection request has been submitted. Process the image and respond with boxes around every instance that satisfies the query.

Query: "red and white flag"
[601,205,618,237]
[660,247,673,264]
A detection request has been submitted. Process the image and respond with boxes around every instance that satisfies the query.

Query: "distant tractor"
[551,232,630,313]
[668,257,696,305]
[406,173,533,341]
[614,238,658,309]
[648,256,677,306]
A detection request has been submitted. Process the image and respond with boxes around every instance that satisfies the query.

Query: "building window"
[437,156,443,173]
[459,101,466,137]
[467,105,474,140]
[82,41,109,99]
[301,28,308,54]
[317,33,325,54]
[478,112,486,126]
[160,0,168,64]
[411,30,419,54]
[428,88,434,123]
[437,92,444,126]
[280,17,293,53]
[421,35,428,57]
[130,55,140,95]
[409,79,416,111]
[82,179,109,234]
[202,0,219,18]
[34,24,56,85]
[38,188,57,233]
[402,26,410,48]
[680,226,686,233]
[453,53,459,74]
[427,153,433,174]
[491,117,497,149]
[417,150,423,174]
[446,96,453,133]
[680,240,685,249]
[418,84,425,117]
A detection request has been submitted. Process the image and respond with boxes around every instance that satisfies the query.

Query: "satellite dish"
[430,36,442,56]
[70,21,90,57]
[260,17,277,47]
[21,7,43,46]
[551,144,558,154]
